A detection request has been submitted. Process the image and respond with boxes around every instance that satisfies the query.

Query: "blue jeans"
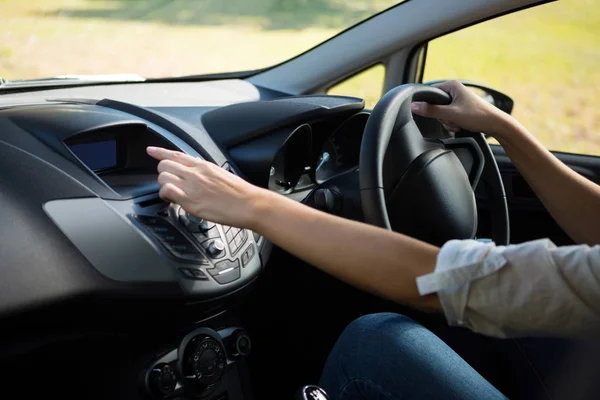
[319,313,507,400]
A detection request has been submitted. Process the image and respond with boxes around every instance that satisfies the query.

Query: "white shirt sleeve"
[416,238,600,339]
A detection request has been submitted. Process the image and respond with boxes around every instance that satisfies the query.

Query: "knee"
[336,312,420,351]
[321,313,438,395]
[328,313,428,375]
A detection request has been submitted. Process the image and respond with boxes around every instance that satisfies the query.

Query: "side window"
[327,64,385,110]
[423,1,600,156]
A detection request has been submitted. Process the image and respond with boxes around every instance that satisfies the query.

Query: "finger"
[411,102,454,120]
[441,122,460,133]
[147,147,198,167]
[432,81,454,92]
[440,119,461,132]
[432,80,463,93]
[157,171,183,187]
[159,183,186,204]
[157,159,192,178]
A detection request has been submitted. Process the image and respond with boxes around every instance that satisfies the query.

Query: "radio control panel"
[132,202,263,290]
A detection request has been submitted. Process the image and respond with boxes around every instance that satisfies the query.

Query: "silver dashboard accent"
[44,198,176,282]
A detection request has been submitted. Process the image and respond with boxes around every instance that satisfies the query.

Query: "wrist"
[483,108,514,138]
[244,186,275,232]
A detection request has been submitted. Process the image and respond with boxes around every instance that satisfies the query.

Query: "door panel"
[482,145,600,246]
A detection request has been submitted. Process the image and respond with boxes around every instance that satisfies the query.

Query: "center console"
[145,325,252,399]
[0,102,273,400]
[130,194,263,292]
[15,103,272,298]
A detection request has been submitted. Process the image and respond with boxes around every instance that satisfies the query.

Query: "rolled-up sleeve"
[416,238,600,339]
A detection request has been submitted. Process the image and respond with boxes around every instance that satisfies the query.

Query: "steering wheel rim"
[359,83,509,246]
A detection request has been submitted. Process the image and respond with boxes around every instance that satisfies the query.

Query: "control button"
[159,232,180,243]
[149,225,171,235]
[228,330,252,358]
[206,226,221,239]
[199,349,216,371]
[147,224,187,244]
[206,239,225,258]
[193,228,221,245]
[208,259,239,276]
[187,213,204,225]
[180,268,196,279]
[179,209,216,233]
[233,234,242,247]
[149,363,177,397]
[190,269,208,279]
[207,259,241,284]
[180,268,208,280]
[242,244,255,267]
[134,214,162,225]
[169,241,201,254]
[172,251,210,264]
[225,230,234,243]
[213,267,241,284]
[136,214,209,263]
[228,230,248,256]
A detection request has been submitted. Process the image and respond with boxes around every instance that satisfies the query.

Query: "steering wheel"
[359,84,509,246]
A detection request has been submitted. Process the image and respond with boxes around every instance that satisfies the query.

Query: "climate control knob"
[179,208,215,233]
[183,336,226,388]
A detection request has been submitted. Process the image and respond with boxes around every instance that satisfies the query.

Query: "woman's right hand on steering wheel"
[411,80,511,138]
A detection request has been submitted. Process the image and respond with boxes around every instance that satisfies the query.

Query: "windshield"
[2,0,402,81]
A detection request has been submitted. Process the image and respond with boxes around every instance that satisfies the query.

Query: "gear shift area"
[295,385,329,400]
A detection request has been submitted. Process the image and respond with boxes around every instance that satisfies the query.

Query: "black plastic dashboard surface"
[0,80,366,329]
[0,99,265,322]
[202,95,364,148]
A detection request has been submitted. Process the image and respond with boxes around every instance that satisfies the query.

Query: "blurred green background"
[1,0,598,155]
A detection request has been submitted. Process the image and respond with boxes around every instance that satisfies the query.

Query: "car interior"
[0,0,598,399]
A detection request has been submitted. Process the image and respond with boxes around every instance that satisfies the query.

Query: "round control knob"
[187,213,204,225]
[149,363,177,396]
[313,188,342,214]
[183,336,226,388]
[179,208,214,233]
[207,239,225,257]
[229,330,252,358]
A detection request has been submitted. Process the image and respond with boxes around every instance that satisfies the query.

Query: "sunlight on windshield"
[1,0,401,80]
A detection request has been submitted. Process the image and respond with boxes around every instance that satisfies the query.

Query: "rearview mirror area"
[424,79,514,115]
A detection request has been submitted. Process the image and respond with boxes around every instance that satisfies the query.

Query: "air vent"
[138,197,167,208]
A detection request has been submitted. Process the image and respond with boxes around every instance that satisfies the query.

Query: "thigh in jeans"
[319,313,507,400]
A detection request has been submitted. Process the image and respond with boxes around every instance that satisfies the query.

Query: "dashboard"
[0,83,366,311]
[0,102,263,307]
[0,80,368,399]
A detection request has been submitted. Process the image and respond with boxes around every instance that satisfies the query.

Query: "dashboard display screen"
[68,139,118,171]
[64,123,180,197]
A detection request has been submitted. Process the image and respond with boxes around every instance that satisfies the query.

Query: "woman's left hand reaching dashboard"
[146,146,441,311]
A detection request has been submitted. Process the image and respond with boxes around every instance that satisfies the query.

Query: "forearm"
[494,116,600,245]
[249,190,441,310]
